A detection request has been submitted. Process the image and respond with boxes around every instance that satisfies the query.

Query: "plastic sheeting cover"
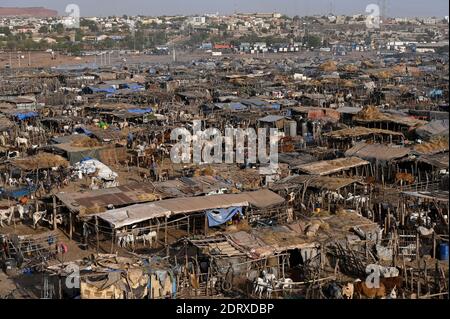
[74,158,118,181]
[206,206,242,227]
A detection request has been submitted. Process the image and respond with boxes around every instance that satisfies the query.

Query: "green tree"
[55,23,65,34]
[39,25,49,34]
[0,27,11,36]
[306,35,322,48]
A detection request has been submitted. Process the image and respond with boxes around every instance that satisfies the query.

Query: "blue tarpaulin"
[125,83,144,90]
[429,89,444,98]
[88,86,116,94]
[127,108,152,114]
[0,186,37,199]
[75,127,93,136]
[214,103,247,111]
[15,112,38,121]
[206,206,242,227]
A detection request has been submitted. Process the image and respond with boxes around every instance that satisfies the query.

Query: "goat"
[0,208,14,227]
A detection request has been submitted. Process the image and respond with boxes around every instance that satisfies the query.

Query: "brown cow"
[353,280,386,299]
[395,172,415,185]
[380,276,403,295]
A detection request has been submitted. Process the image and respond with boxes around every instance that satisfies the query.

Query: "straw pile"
[71,136,101,148]
[319,60,337,72]
[355,105,384,121]
[414,137,449,154]
[375,70,392,79]
[340,64,359,72]
[193,166,216,177]
[362,60,375,68]
[12,153,69,170]
[340,79,355,87]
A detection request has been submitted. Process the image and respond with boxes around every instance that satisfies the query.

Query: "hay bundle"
[375,70,392,79]
[193,166,216,177]
[392,64,407,74]
[356,105,384,120]
[339,64,359,72]
[341,79,355,88]
[414,137,449,154]
[85,203,106,215]
[12,153,69,170]
[319,60,337,72]
[71,136,100,148]
[362,60,375,68]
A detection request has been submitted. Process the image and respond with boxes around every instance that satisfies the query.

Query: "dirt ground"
[0,51,95,69]
[0,50,376,69]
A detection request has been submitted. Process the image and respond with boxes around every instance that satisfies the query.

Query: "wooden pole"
[69,211,73,240]
[165,216,168,255]
[95,216,99,253]
[52,195,57,230]
[111,230,115,254]
[416,233,420,263]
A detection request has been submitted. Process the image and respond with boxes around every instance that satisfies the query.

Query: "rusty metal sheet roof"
[296,157,369,176]
[345,142,411,161]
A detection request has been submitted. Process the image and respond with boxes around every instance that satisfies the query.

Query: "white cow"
[346,193,369,206]
[15,137,28,148]
[32,211,48,229]
[326,191,344,201]
[0,207,14,227]
[253,277,271,299]
[137,231,157,246]
[275,278,294,290]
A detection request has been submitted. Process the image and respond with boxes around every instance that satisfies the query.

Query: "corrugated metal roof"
[57,176,233,213]
[296,157,369,176]
[89,189,284,228]
[345,142,411,161]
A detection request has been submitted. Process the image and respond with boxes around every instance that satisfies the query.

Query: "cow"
[354,279,387,299]
[32,211,48,229]
[380,276,403,296]
[0,208,14,227]
[395,172,415,185]
[15,137,28,148]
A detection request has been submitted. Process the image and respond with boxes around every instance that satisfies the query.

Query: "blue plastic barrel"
[440,243,449,261]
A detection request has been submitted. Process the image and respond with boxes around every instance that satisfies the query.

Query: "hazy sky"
[4,0,449,17]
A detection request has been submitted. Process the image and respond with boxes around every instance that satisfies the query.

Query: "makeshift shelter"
[295,157,370,177]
